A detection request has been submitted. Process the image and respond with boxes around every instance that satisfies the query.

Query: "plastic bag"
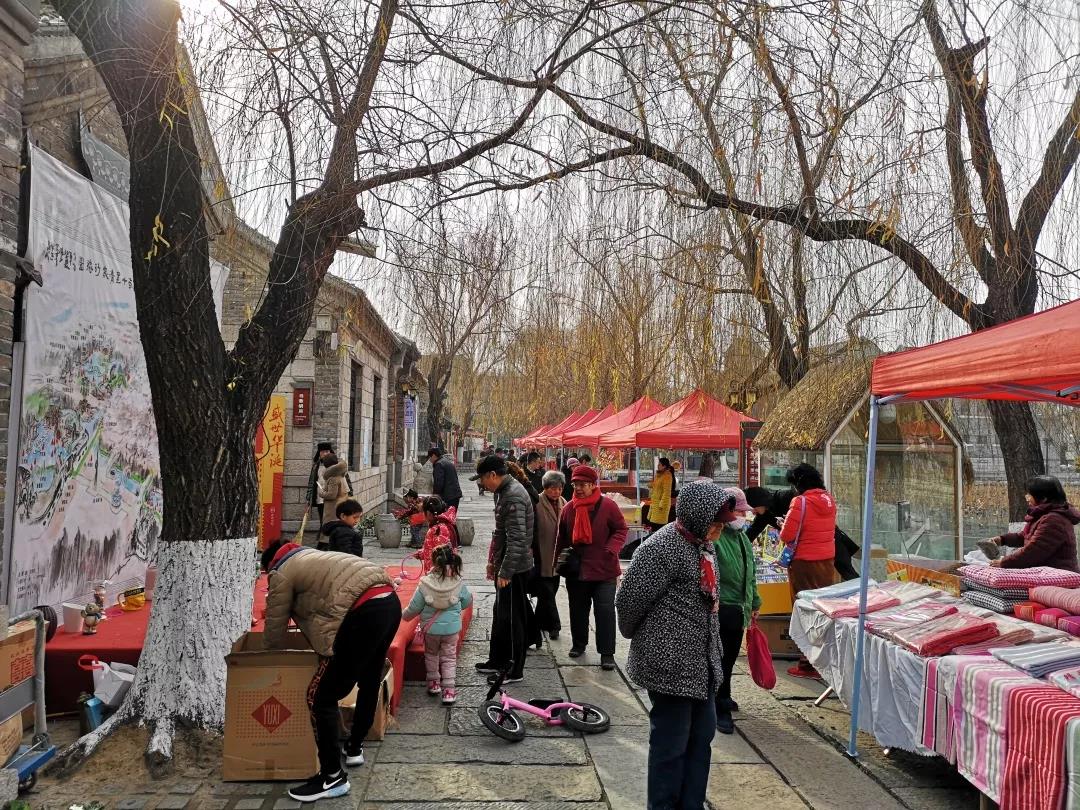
[78,655,136,708]
[745,619,776,690]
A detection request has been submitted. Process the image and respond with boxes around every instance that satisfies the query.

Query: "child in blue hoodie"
[402,544,473,705]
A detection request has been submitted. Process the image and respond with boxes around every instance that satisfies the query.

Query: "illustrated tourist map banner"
[10,146,162,611]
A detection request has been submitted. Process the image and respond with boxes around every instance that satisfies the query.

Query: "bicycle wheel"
[479,701,526,742]
[560,702,611,733]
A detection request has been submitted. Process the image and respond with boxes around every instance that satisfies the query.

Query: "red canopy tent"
[545,403,616,447]
[526,411,581,448]
[562,396,665,447]
[514,423,552,449]
[535,408,601,449]
[846,298,1080,761]
[598,389,754,449]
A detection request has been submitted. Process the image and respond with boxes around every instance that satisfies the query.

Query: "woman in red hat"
[555,465,628,670]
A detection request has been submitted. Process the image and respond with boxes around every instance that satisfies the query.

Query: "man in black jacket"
[319,499,365,556]
[428,446,463,509]
[524,451,546,492]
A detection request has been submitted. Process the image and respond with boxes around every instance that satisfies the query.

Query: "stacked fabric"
[1029,585,1080,616]
[952,627,1036,656]
[957,566,1080,589]
[1000,684,1080,810]
[1058,616,1080,637]
[893,612,999,657]
[991,642,1080,678]
[876,580,942,605]
[865,601,958,642]
[812,587,900,619]
[962,590,1026,615]
[1014,602,1046,622]
[796,578,877,601]
[1048,666,1080,699]
[1036,608,1070,628]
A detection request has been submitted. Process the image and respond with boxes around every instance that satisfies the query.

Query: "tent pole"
[847,395,881,758]
[635,448,641,504]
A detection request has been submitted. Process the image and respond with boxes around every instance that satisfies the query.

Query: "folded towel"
[1037,608,1070,627]
[894,612,1000,657]
[1029,586,1080,617]
[877,580,942,604]
[812,588,900,619]
[1059,617,1080,637]
[962,590,1024,614]
[992,641,1080,678]
[796,578,877,601]
[951,627,1035,655]
[865,601,959,642]
[958,566,1080,590]
[1014,602,1046,622]
[962,581,1030,601]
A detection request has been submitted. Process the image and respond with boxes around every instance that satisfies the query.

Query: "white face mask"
[727,518,747,530]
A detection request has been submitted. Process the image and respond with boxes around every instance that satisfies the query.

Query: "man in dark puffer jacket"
[471,454,535,683]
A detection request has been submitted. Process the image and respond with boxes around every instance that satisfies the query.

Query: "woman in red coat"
[555,465,628,670]
[779,463,836,679]
[988,476,1080,573]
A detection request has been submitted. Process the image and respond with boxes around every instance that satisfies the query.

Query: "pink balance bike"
[479,663,611,741]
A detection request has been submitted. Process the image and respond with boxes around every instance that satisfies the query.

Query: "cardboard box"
[338,658,394,741]
[886,557,963,597]
[0,714,20,767]
[757,614,802,660]
[0,621,36,693]
[223,631,319,782]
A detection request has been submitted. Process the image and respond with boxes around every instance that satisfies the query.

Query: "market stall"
[838,298,1080,798]
[561,395,665,448]
[755,354,968,560]
[541,404,616,448]
[524,411,581,449]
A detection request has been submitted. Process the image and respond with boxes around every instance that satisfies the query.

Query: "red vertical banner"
[256,395,287,549]
[739,420,762,489]
[293,387,311,427]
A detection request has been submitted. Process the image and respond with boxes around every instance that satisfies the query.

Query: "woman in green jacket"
[713,487,761,735]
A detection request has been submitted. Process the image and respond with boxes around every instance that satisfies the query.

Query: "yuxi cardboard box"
[223,631,319,782]
[0,620,36,693]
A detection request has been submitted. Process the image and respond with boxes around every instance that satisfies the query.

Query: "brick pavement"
[29,488,979,809]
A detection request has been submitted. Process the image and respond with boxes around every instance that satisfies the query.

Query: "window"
[371,375,382,467]
[348,362,363,470]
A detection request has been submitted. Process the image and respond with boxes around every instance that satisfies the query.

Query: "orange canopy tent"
[562,396,666,448]
[598,389,755,449]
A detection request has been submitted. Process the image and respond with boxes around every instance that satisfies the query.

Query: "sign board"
[739,421,762,489]
[292,387,311,427]
[255,395,286,548]
[403,395,416,429]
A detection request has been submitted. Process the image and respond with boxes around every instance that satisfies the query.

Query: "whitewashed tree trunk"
[57,537,257,775]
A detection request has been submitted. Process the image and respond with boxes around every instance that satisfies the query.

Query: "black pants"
[566,577,617,655]
[444,497,461,510]
[307,594,402,775]
[715,605,745,711]
[488,572,531,677]
[533,576,562,633]
[648,690,715,809]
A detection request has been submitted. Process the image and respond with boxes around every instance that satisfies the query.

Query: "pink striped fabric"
[920,657,957,761]
[1001,685,1080,810]
[811,589,900,619]
[1030,586,1080,616]
[952,627,1036,656]
[1058,616,1080,637]
[1036,608,1070,628]
[1014,602,1047,622]
[958,566,1080,589]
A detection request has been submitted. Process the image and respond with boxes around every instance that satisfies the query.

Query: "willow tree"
[52,0,658,770]
[450,0,1080,517]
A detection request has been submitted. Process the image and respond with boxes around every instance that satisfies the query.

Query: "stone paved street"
[31,489,980,809]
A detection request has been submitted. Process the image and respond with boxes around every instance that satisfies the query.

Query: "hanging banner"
[403,395,416,429]
[255,395,286,549]
[10,146,162,611]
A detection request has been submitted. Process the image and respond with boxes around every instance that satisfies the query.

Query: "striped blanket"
[865,601,958,642]
[1067,717,1080,810]
[1000,685,1080,810]
[952,659,1042,800]
[993,642,1080,678]
[920,657,957,761]
[1031,586,1080,617]
[958,566,1080,589]
[952,627,1036,656]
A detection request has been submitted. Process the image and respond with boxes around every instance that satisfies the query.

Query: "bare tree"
[51,0,652,769]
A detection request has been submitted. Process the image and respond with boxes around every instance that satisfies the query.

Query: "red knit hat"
[571,465,599,484]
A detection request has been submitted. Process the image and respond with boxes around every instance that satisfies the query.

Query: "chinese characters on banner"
[255,395,287,549]
[403,395,416,429]
[293,387,311,427]
[739,420,762,489]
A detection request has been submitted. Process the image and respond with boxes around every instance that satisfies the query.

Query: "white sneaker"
[344,743,365,767]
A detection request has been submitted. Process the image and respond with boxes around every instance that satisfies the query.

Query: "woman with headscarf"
[616,480,732,809]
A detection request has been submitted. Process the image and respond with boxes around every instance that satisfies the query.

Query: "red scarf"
[675,520,718,608]
[570,489,603,544]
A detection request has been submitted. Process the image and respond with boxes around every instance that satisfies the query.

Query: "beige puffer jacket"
[265,548,392,656]
[319,460,351,518]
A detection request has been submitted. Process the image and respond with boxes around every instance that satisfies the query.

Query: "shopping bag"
[78,655,137,708]
[745,619,776,690]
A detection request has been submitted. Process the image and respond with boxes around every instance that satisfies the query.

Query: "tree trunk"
[985,400,1045,521]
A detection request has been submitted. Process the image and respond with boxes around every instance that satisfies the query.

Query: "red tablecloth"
[45,566,471,716]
